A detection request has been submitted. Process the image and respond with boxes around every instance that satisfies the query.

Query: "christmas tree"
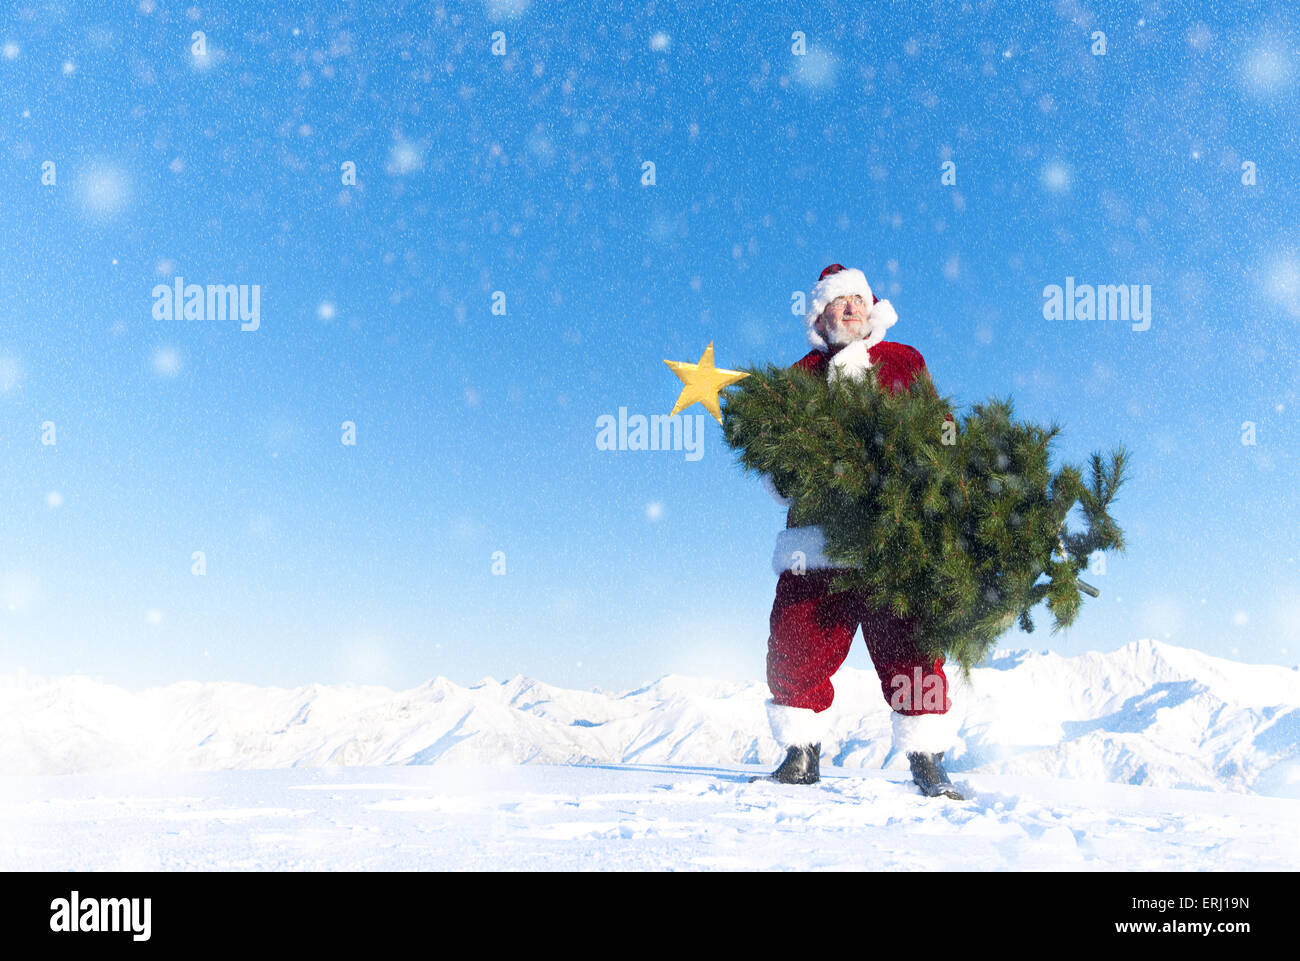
[722,363,1128,674]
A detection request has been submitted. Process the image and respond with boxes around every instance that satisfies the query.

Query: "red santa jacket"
[791,340,931,395]
[770,340,939,574]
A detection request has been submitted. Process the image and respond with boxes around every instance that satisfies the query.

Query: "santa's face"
[815,294,870,348]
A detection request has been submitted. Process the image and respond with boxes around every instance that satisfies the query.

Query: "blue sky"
[1,1,1297,692]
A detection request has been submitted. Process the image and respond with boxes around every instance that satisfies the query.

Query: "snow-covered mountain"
[4,639,1298,797]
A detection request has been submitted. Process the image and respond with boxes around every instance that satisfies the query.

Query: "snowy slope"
[2,763,1298,871]
[3,639,1299,797]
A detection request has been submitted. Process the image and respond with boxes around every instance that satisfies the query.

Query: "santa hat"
[805,263,899,351]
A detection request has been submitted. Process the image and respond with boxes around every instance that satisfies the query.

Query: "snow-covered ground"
[3,638,1299,870]
[3,762,1297,871]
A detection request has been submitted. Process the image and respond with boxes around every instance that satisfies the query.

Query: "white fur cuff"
[766,699,829,746]
[771,525,835,575]
[760,473,792,508]
[891,709,960,755]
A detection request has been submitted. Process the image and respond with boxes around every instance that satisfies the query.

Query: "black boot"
[751,743,821,784]
[907,751,966,800]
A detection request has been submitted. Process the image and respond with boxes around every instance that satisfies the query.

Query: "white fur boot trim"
[891,709,959,755]
[766,699,829,747]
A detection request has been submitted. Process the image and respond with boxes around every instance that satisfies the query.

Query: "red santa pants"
[767,569,950,716]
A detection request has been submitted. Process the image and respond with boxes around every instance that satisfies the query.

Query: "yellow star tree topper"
[664,342,749,424]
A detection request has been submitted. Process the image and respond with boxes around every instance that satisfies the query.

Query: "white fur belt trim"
[771,525,835,575]
[766,699,830,747]
[891,709,959,755]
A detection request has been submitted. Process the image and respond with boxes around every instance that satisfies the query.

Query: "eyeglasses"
[830,295,867,308]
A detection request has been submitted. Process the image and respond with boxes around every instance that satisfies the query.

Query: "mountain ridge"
[3,638,1298,796]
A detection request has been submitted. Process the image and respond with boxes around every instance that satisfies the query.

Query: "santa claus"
[758,263,964,800]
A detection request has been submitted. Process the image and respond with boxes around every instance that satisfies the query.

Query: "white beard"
[817,299,899,369]
[820,318,868,348]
